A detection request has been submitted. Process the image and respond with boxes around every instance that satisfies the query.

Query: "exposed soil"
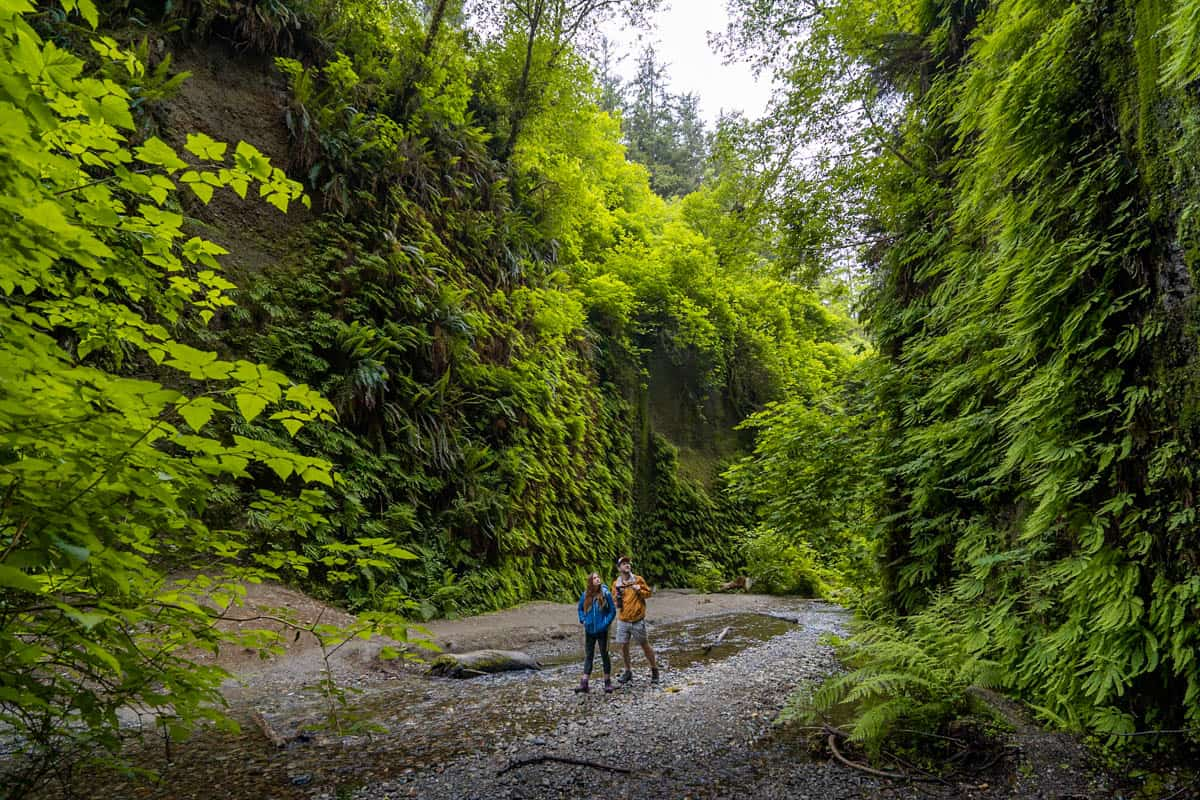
[33,582,1149,800]
[162,41,311,280]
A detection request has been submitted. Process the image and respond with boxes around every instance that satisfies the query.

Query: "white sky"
[601,0,774,124]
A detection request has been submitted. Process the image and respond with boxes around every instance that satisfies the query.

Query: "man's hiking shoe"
[650,669,661,685]
[617,670,633,685]
[604,679,614,693]
[573,677,589,693]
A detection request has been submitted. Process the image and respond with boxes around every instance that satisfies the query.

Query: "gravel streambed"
[345,600,856,800]
[32,591,1127,800]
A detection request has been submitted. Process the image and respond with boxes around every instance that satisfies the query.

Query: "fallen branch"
[1109,727,1200,738]
[497,755,632,776]
[702,626,732,655]
[1160,780,1200,800]
[826,733,942,783]
[251,710,288,749]
[828,734,909,780]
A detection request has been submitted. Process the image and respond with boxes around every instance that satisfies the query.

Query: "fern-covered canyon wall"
[44,0,859,617]
[721,0,1200,741]
[866,0,1200,738]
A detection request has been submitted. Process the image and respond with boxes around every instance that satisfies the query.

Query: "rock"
[428,649,542,678]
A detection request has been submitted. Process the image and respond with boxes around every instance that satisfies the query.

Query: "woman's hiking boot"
[617,669,633,685]
[651,668,660,685]
[604,677,614,693]
[573,676,589,693]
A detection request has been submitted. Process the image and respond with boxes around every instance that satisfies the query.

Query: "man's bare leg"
[641,641,658,670]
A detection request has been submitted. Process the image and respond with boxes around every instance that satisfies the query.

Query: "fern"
[804,595,1002,756]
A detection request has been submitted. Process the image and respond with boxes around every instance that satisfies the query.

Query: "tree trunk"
[502,0,545,162]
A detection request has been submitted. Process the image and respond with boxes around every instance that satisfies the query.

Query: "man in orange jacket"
[612,555,660,685]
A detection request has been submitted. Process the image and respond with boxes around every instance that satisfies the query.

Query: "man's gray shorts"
[614,619,648,644]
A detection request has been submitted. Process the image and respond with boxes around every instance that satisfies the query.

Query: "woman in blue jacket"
[575,571,616,693]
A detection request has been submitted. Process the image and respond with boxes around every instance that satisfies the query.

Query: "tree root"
[497,754,633,776]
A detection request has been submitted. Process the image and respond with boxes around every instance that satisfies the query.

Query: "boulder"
[429,649,542,678]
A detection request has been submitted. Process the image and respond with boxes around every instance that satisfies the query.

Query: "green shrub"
[684,554,725,592]
[739,526,833,596]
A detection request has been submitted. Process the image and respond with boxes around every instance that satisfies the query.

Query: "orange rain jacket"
[611,574,652,623]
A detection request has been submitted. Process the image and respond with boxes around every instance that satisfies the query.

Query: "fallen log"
[498,755,632,775]
[718,576,753,592]
[429,649,541,678]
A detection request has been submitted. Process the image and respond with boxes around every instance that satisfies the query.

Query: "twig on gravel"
[497,755,633,776]
[1157,779,1199,800]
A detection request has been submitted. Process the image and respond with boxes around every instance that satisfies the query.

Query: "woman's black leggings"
[583,630,611,675]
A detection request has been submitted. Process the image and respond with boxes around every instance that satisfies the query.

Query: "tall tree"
[621,46,709,197]
[593,34,625,112]
[471,0,662,160]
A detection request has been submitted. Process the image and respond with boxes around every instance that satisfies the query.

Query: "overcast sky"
[601,0,774,124]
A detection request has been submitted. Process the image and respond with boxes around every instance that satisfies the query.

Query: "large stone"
[428,649,542,678]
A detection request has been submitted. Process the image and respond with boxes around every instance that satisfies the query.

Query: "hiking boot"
[604,678,614,693]
[573,677,589,694]
[617,670,633,685]
[650,668,660,685]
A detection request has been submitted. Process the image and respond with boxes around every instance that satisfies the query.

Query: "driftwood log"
[718,576,754,592]
[702,625,732,655]
[429,649,542,678]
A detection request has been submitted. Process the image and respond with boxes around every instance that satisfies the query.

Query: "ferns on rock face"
[857,0,1200,740]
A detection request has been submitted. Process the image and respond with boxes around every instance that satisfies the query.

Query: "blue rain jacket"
[577,585,616,636]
